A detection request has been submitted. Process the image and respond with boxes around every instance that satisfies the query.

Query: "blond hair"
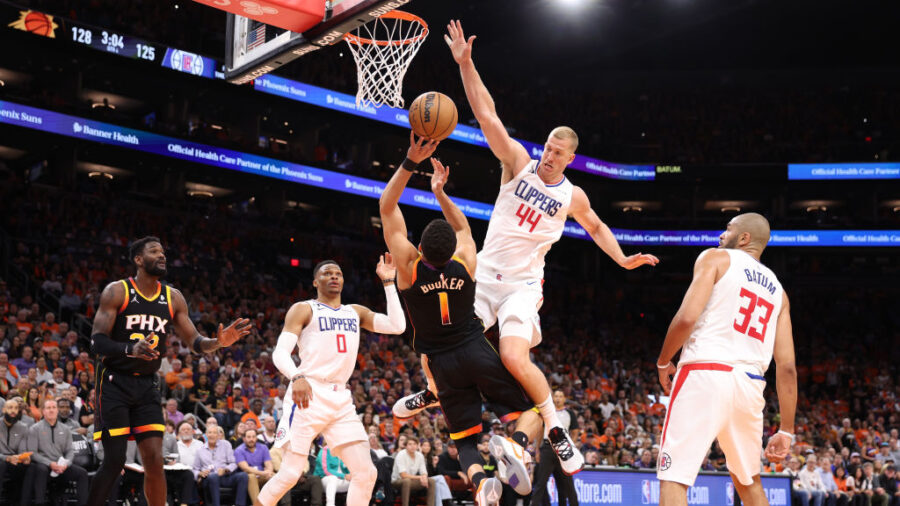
[549,126,579,152]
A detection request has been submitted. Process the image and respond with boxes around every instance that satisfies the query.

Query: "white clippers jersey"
[296,300,360,384]
[679,249,784,374]
[478,160,574,282]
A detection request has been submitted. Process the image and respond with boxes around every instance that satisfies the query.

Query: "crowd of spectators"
[0,173,898,506]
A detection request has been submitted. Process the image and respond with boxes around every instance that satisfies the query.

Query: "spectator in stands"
[235,427,274,505]
[193,424,248,506]
[175,420,203,469]
[55,397,80,433]
[818,456,848,505]
[257,414,277,448]
[241,398,263,430]
[58,284,82,317]
[315,442,352,506]
[0,352,19,394]
[164,398,184,426]
[392,437,435,506]
[49,367,70,397]
[0,398,34,505]
[33,357,53,385]
[873,464,899,506]
[27,398,89,506]
[11,346,35,376]
[165,359,194,391]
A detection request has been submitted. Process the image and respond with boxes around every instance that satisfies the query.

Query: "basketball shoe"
[392,389,439,418]
[475,477,503,506]
[548,426,584,475]
[489,435,532,495]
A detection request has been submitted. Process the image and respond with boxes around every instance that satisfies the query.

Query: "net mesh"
[344,12,428,108]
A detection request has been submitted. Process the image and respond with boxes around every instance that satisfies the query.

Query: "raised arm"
[765,291,797,463]
[445,20,529,181]
[169,288,251,354]
[656,248,728,394]
[429,158,477,268]
[354,253,406,335]
[379,133,438,283]
[569,186,659,270]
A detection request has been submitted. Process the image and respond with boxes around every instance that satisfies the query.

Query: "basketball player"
[396,20,659,474]
[654,213,797,506]
[255,256,407,506]
[87,236,252,506]
[379,134,542,506]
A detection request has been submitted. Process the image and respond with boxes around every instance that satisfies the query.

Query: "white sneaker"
[475,477,503,506]
[489,435,532,495]
[392,389,440,419]
[548,426,584,475]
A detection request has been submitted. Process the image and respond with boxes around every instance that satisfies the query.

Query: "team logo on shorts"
[659,452,672,471]
[275,427,287,441]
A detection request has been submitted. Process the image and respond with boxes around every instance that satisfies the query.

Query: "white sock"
[537,394,562,434]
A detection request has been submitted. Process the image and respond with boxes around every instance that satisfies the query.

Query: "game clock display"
[68,23,161,63]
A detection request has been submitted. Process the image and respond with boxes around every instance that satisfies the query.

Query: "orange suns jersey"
[399,256,484,355]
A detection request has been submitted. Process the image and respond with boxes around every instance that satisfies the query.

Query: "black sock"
[472,471,486,489]
[511,431,528,448]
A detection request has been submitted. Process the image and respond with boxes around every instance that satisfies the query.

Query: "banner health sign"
[788,163,900,180]
[1,100,898,247]
[547,469,791,506]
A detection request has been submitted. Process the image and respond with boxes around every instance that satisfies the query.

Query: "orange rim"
[344,10,428,47]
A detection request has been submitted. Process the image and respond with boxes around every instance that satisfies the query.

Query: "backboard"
[224,0,415,85]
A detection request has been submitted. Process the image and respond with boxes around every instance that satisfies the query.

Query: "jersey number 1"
[438,292,451,326]
[733,288,775,342]
[515,203,541,233]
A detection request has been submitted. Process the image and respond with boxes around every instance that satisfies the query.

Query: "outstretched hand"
[216,318,252,348]
[376,253,397,282]
[430,158,450,194]
[619,253,660,270]
[408,132,439,163]
[444,19,475,65]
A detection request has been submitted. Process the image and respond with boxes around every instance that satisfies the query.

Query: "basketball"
[408,91,458,141]
[24,11,55,37]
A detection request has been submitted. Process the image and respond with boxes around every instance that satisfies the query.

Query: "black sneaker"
[548,426,584,475]
[392,389,440,418]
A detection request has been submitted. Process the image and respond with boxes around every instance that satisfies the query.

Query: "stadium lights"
[87,171,113,180]
[622,206,642,213]
[91,100,116,109]
[372,160,381,167]
[0,79,5,87]
[210,124,223,130]
[187,190,214,198]
[806,205,827,213]
[273,138,288,145]
[720,206,741,213]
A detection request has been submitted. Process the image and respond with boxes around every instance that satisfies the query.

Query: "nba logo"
[641,480,651,504]
[725,482,734,505]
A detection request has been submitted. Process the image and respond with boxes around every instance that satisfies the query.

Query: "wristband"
[382,278,396,286]
[125,342,134,357]
[657,361,672,369]
[291,374,306,383]
[400,158,419,172]
[776,430,794,439]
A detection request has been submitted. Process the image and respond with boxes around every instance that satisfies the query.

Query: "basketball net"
[344,11,428,108]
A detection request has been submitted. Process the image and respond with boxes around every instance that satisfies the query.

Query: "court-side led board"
[226,0,414,84]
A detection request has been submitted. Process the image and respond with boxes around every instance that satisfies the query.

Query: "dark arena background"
[0,0,898,505]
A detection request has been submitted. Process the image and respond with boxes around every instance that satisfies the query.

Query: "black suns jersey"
[399,256,484,355]
[105,277,172,375]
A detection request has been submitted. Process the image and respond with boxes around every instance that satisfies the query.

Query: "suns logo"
[8,10,58,38]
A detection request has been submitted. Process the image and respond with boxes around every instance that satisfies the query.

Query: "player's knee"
[500,346,528,373]
[356,462,378,487]
[276,465,303,485]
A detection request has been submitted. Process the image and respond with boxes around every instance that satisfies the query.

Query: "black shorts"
[427,337,533,439]
[93,363,164,441]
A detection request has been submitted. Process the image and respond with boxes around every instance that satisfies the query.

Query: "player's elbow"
[776,361,797,382]
[671,313,697,332]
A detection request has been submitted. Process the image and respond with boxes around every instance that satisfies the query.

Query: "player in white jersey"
[654,213,797,506]
[395,20,659,475]
[255,257,407,506]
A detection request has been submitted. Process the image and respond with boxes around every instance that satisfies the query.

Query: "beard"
[145,262,167,277]
[720,236,739,249]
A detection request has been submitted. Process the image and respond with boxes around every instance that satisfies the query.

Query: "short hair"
[42,398,58,410]
[420,219,456,267]
[313,260,339,278]
[245,428,257,437]
[129,236,161,264]
[549,126,579,152]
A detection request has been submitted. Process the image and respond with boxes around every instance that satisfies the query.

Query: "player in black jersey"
[378,134,542,506]
[86,236,252,506]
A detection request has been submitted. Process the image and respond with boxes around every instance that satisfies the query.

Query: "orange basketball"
[24,11,54,37]
[408,92,458,141]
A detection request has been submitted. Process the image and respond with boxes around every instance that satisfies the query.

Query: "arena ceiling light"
[703,200,756,212]
[76,161,131,178]
[185,181,233,198]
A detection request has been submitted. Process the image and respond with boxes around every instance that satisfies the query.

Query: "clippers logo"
[169,50,205,76]
[240,1,278,16]
[659,452,672,471]
[275,427,287,441]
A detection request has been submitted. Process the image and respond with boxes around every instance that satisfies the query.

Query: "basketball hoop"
[344,11,428,108]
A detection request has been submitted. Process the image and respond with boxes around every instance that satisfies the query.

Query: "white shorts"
[656,362,766,487]
[474,275,544,347]
[274,378,367,456]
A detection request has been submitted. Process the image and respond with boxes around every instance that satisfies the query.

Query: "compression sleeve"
[371,284,406,334]
[273,331,301,379]
[91,333,129,357]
